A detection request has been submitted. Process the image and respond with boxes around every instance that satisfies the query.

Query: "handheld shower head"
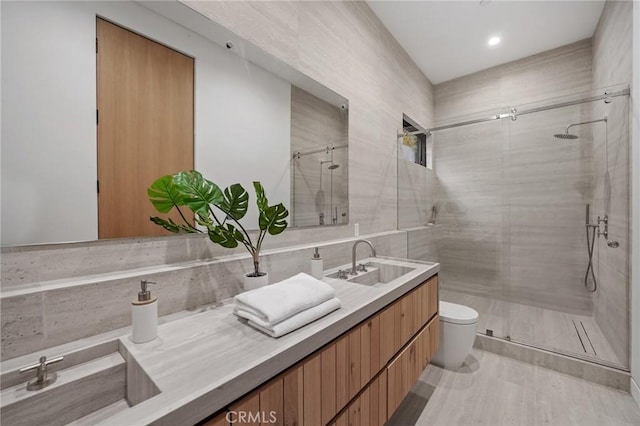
[328,164,340,170]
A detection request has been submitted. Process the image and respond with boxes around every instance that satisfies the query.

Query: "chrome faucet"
[19,355,64,391]
[351,239,376,275]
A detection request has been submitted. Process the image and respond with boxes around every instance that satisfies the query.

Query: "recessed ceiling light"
[488,36,501,46]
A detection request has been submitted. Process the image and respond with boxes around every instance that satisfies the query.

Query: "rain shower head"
[554,117,608,141]
[554,132,579,140]
[321,160,340,170]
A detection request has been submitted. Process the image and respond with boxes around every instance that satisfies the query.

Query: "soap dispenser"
[310,248,323,280]
[131,280,158,343]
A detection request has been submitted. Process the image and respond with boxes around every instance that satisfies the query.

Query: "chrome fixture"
[597,215,609,239]
[19,355,64,391]
[422,88,629,134]
[608,241,619,248]
[351,239,376,275]
[553,117,607,140]
[336,269,349,280]
[357,263,369,272]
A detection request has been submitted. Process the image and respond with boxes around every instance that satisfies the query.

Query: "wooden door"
[96,18,194,239]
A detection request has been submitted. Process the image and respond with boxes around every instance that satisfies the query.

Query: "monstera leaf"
[148,175,184,213]
[253,181,268,212]
[220,184,249,221]
[173,171,223,214]
[208,225,240,248]
[259,203,289,235]
[150,217,197,234]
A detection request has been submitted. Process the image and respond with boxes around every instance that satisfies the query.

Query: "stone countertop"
[94,257,439,425]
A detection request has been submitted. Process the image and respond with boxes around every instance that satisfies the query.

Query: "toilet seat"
[439,301,478,325]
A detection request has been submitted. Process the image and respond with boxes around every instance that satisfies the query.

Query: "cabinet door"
[260,377,284,426]
[347,395,361,426]
[365,373,387,426]
[303,352,322,426]
[203,411,229,426]
[394,297,407,351]
[386,344,406,415]
[370,315,381,375]
[417,283,428,329]
[379,305,395,367]
[428,314,440,360]
[230,391,260,426]
[336,334,350,410]
[360,386,370,426]
[360,320,371,388]
[283,365,303,426]
[334,409,348,426]
[377,370,388,424]
[427,276,438,320]
[348,327,361,400]
[321,344,337,424]
[409,287,420,338]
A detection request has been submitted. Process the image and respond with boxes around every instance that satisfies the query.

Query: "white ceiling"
[367,1,606,84]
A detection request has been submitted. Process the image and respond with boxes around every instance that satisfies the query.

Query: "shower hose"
[585,225,597,292]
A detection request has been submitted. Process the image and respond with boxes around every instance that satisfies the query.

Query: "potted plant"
[147,170,289,290]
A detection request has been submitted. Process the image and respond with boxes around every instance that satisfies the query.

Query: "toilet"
[432,301,479,369]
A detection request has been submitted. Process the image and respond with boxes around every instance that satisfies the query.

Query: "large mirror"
[0,0,349,247]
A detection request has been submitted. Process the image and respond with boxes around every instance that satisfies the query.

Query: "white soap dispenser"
[131,280,158,343]
[310,248,323,280]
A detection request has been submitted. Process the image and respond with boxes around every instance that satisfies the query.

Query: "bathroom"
[1,0,639,425]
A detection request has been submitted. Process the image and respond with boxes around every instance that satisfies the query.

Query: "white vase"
[244,272,269,291]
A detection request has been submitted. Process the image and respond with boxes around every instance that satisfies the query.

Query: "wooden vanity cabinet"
[202,275,439,426]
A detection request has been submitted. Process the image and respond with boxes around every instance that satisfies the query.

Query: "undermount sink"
[0,340,159,425]
[327,261,416,286]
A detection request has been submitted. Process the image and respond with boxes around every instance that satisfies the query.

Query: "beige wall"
[181,1,435,236]
[591,0,633,367]
[433,40,595,315]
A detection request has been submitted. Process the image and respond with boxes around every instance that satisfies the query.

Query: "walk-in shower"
[401,85,631,370]
[292,145,348,227]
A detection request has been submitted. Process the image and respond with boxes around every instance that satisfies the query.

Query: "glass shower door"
[431,109,511,341]
[504,86,630,369]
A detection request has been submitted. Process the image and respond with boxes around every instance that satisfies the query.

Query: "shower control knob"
[607,241,619,248]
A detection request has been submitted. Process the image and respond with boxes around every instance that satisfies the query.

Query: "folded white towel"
[233,273,335,326]
[245,297,342,338]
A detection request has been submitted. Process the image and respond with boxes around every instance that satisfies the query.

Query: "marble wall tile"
[0,231,406,360]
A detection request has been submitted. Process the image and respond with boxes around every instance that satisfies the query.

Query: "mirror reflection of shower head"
[553,117,608,140]
[321,160,339,170]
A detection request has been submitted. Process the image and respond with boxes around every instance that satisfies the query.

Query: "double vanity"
[1,257,439,425]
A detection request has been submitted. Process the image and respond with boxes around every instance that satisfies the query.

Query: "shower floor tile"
[441,289,622,367]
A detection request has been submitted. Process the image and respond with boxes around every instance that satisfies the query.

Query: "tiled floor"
[388,349,640,426]
[441,289,622,367]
